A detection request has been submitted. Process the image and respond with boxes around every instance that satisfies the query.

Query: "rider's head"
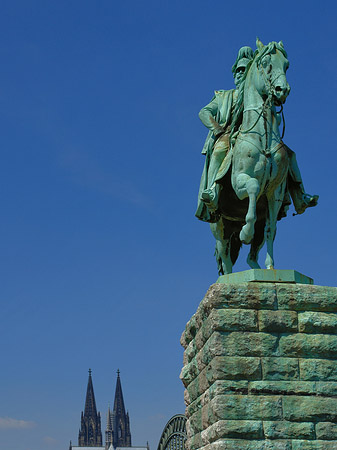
[232,46,254,87]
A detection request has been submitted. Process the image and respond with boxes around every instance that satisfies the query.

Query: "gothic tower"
[78,369,103,447]
[105,370,131,449]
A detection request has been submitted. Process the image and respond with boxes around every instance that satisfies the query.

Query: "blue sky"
[1,1,337,450]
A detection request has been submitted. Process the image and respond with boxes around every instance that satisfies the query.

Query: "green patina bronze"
[196,38,318,275]
[216,269,313,285]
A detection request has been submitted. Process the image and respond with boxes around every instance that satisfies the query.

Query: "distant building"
[78,369,103,447]
[69,370,148,450]
[105,370,131,449]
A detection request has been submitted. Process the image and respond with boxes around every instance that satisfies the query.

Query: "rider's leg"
[287,150,318,214]
[201,134,229,209]
[207,135,229,187]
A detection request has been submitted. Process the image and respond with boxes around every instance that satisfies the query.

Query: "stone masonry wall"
[180,282,337,450]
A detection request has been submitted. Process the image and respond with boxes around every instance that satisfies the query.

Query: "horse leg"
[210,220,233,275]
[234,174,260,244]
[247,219,265,269]
[264,197,280,269]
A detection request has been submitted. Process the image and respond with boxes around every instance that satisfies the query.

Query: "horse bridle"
[241,55,286,140]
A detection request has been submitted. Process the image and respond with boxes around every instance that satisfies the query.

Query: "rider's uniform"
[196,89,237,222]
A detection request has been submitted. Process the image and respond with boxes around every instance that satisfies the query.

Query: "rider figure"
[196,46,254,222]
[196,46,318,223]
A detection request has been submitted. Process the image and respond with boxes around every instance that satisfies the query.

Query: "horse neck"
[242,68,281,148]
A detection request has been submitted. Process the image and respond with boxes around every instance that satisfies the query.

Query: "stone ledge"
[292,441,337,450]
[249,380,337,397]
[217,269,313,285]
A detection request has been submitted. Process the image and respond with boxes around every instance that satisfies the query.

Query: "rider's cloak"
[196,89,235,222]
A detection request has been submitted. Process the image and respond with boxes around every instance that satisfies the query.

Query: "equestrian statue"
[196,38,318,275]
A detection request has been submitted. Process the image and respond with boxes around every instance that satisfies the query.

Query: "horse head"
[255,38,290,106]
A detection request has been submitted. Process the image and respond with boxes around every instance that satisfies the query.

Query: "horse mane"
[230,41,287,144]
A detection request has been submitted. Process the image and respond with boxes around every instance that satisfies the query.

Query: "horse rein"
[239,58,286,147]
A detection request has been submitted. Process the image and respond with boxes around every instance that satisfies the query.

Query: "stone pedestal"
[180,277,337,450]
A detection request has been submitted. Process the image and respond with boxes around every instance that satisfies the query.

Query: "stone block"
[276,284,337,312]
[263,420,315,439]
[193,309,259,354]
[189,369,210,401]
[188,432,203,450]
[283,396,337,422]
[258,311,298,333]
[298,311,337,334]
[201,332,278,363]
[278,334,337,358]
[262,357,299,380]
[180,359,199,387]
[258,310,298,332]
[316,381,337,396]
[187,395,203,418]
[201,420,263,442]
[199,283,277,316]
[315,421,337,439]
[207,356,262,382]
[184,338,198,364]
[249,381,316,396]
[210,395,282,421]
[210,308,259,333]
[188,409,202,432]
[208,380,249,399]
[299,359,337,381]
[184,388,191,406]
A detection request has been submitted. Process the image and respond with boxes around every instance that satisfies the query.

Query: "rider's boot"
[290,182,319,215]
[201,184,220,211]
[287,151,319,214]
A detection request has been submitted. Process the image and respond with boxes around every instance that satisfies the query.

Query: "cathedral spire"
[78,369,103,447]
[113,369,126,418]
[108,370,132,448]
[84,369,98,417]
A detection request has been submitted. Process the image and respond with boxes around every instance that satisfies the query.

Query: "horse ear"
[278,40,284,48]
[256,37,264,50]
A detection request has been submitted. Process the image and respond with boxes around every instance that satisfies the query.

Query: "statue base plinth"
[217,269,313,285]
[180,281,337,450]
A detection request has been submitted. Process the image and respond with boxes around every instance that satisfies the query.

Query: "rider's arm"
[199,97,224,137]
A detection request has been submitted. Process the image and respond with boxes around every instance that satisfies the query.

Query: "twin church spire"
[106,370,132,448]
[78,369,103,446]
[78,369,131,448]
